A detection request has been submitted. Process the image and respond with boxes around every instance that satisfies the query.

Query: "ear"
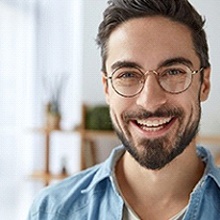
[200,67,211,102]
[102,72,110,105]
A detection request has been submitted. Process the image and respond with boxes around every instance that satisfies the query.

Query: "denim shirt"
[28,146,220,220]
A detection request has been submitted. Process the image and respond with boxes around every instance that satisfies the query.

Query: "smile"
[135,117,173,132]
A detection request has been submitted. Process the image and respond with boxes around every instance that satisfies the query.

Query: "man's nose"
[136,73,167,111]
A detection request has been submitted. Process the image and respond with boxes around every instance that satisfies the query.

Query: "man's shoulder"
[45,163,102,196]
[28,146,125,219]
[29,164,106,218]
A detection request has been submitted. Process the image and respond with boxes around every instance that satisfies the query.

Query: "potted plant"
[43,73,68,130]
[46,100,61,130]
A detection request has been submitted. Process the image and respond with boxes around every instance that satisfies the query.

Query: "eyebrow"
[158,57,194,68]
[110,57,194,72]
[111,61,142,71]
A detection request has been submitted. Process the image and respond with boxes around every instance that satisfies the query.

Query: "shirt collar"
[197,146,220,188]
[81,145,125,194]
[81,145,220,193]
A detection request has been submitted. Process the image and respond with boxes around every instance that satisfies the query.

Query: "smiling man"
[103,16,206,172]
[28,1,220,220]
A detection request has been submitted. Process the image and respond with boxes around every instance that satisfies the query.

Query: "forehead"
[106,16,200,71]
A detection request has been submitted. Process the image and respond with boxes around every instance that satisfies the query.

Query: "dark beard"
[113,104,201,170]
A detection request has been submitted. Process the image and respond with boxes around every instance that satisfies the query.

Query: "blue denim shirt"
[28,146,220,220]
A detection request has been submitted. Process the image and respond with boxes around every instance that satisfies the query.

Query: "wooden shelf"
[197,135,220,145]
[74,128,115,139]
[31,127,74,133]
[29,171,69,184]
[29,125,116,185]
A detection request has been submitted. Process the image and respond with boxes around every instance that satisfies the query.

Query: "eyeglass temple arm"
[192,67,204,75]
[103,74,112,79]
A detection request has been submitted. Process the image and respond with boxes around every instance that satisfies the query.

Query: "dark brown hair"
[96,0,210,72]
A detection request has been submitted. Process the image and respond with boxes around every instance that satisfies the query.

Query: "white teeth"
[142,126,163,132]
[136,118,171,127]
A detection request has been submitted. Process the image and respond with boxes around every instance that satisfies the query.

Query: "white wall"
[81,0,220,135]
[81,0,108,105]
[36,0,83,129]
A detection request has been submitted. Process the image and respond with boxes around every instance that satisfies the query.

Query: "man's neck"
[115,143,205,220]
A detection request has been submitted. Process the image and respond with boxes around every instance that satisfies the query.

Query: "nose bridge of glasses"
[137,69,167,106]
[144,70,159,75]
[140,70,162,92]
[142,70,160,81]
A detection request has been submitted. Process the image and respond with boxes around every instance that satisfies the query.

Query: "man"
[28,0,220,219]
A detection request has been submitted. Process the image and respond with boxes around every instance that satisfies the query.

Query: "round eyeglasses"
[104,64,203,98]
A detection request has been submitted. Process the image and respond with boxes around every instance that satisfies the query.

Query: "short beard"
[113,104,201,170]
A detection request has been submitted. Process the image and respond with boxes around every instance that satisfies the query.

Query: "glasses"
[104,64,203,98]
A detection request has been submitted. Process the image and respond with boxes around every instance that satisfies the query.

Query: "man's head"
[97,0,211,170]
[96,0,210,73]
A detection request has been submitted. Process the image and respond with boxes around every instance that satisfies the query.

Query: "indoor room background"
[0,0,219,219]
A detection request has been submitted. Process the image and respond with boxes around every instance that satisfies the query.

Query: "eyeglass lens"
[111,64,196,97]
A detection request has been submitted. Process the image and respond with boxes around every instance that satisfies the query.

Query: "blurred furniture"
[29,104,116,186]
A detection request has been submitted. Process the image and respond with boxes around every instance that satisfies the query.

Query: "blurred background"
[0,0,219,219]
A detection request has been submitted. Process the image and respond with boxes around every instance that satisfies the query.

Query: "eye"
[114,68,143,80]
[160,67,187,77]
[167,69,185,75]
[119,71,138,78]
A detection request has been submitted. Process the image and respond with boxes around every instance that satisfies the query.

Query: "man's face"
[103,16,210,170]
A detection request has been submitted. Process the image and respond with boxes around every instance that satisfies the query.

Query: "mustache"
[123,105,184,122]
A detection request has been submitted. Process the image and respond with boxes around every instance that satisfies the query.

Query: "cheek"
[106,83,132,110]
[108,95,133,125]
[109,98,126,119]
[180,78,202,105]
[109,101,124,132]
[191,76,204,100]
[178,90,201,123]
